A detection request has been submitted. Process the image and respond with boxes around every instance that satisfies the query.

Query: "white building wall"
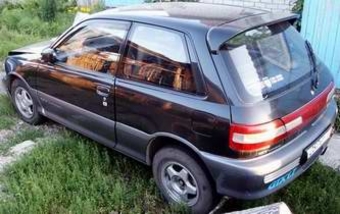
[200,0,298,12]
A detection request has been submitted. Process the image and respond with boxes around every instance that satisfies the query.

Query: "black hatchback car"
[2,3,337,213]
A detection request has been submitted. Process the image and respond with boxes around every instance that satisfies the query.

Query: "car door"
[114,23,205,161]
[36,19,131,148]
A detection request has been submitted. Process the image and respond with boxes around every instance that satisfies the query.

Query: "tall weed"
[0,4,74,60]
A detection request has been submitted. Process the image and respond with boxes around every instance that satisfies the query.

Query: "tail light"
[230,82,335,154]
[230,119,287,152]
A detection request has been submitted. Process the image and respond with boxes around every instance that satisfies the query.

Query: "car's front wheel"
[11,79,43,125]
[152,146,216,214]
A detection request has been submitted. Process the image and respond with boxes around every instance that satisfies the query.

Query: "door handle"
[96,86,110,97]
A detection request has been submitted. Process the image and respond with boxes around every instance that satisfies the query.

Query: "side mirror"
[41,48,56,64]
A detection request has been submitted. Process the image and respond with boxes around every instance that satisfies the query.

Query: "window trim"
[116,22,205,95]
[184,34,207,96]
[51,18,132,76]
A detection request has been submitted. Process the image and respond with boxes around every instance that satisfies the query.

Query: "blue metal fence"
[301,0,340,87]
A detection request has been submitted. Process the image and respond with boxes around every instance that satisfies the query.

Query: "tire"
[152,146,216,214]
[11,79,44,125]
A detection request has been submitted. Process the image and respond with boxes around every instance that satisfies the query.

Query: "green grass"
[0,117,14,130]
[0,132,185,214]
[0,95,16,130]
[0,95,15,116]
[0,132,339,214]
[0,26,45,61]
[0,128,44,155]
[0,7,74,60]
[0,95,185,213]
[221,163,340,214]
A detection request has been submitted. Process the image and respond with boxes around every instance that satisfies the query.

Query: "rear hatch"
[213,20,335,157]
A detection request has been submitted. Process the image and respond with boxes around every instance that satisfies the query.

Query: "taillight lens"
[281,82,334,135]
[230,119,287,153]
[230,82,334,154]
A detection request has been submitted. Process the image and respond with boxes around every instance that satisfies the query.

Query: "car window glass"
[56,21,129,75]
[220,22,311,102]
[122,25,196,93]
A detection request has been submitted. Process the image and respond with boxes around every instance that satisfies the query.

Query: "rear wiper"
[305,40,319,90]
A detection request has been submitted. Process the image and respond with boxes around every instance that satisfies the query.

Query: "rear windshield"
[220,22,311,103]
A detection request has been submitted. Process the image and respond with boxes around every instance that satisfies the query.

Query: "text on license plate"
[306,128,332,159]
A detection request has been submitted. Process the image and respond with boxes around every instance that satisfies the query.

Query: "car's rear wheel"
[152,146,216,214]
[11,79,43,125]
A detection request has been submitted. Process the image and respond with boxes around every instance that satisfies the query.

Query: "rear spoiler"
[207,13,300,52]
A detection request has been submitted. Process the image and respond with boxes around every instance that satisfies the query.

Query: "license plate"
[305,128,332,159]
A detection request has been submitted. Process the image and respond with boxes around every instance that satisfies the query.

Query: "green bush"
[292,0,304,31]
[39,0,57,22]
[90,0,106,13]
[57,0,77,12]
[0,26,42,59]
[0,8,73,37]
[0,1,74,60]
[0,0,22,13]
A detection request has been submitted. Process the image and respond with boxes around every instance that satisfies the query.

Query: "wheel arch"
[7,72,43,114]
[146,133,217,194]
[146,133,202,165]
[7,73,31,94]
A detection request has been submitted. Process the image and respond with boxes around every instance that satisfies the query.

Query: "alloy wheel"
[161,161,199,206]
[14,87,34,119]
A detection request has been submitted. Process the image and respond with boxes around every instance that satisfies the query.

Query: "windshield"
[220,22,312,103]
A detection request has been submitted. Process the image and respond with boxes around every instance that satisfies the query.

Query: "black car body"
[2,3,337,213]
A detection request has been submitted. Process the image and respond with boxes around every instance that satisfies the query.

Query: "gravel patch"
[0,130,13,143]
[0,156,15,171]
[319,134,340,171]
[9,140,36,156]
[0,140,37,172]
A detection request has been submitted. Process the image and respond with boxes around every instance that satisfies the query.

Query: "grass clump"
[0,118,15,130]
[222,163,340,214]
[0,128,44,154]
[0,95,15,117]
[1,129,340,214]
[0,95,16,130]
[0,131,174,214]
[0,3,74,60]
[39,0,57,22]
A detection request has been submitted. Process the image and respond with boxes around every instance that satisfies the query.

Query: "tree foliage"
[292,0,304,31]
[40,0,57,22]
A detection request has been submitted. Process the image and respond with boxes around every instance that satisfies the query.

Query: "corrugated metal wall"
[301,0,340,87]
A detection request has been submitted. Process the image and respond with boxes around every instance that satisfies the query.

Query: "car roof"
[90,2,267,31]
[88,2,298,51]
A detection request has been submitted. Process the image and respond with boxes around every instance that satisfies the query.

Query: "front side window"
[121,24,196,93]
[56,21,130,75]
[220,22,312,103]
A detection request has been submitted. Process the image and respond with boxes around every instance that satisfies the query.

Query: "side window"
[122,25,196,93]
[55,21,129,75]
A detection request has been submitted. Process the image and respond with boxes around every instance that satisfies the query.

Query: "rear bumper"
[201,100,337,200]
